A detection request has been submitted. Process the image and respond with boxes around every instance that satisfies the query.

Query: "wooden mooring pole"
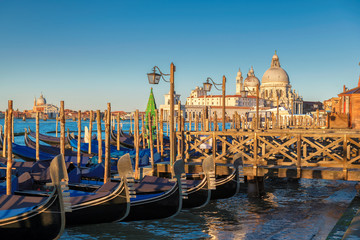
[160,109,164,157]
[88,110,93,154]
[3,110,7,158]
[142,115,146,149]
[155,110,160,154]
[104,103,111,183]
[77,110,81,167]
[6,100,13,195]
[36,111,40,161]
[256,84,260,130]
[117,113,120,151]
[130,113,133,135]
[60,101,65,157]
[96,110,102,163]
[148,112,154,172]
[55,114,59,137]
[134,110,140,179]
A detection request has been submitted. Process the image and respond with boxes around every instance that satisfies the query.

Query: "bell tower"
[236,68,243,95]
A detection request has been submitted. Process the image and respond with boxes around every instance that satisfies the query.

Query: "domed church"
[32,94,59,118]
[236,51,303,114]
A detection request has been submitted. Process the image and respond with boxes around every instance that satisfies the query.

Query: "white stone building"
[260,52,303,114]
[159,91,185,120]
[32,94,59,118]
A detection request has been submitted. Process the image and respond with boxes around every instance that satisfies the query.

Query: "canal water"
[2,119,358,239]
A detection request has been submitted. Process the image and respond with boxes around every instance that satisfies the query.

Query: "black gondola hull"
[123,184,181,222]
[211,172,239,200]
[0,190,64,240]
[183,188,210,209]
[66,183,129,226]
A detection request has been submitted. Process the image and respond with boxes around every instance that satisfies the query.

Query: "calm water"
[3,119,357,239]
[60,179,356,240]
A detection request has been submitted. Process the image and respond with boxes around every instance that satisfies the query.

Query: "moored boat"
[210,153,243,200]
[0,154,67,240]
[65,154,132,225]
[122,157,185,222]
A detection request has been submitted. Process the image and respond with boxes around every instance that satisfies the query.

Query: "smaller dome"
[244,66,260,87]
[36,94,46,105]
[272,51,279,60]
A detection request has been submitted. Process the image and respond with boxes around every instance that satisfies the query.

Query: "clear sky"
[0,0,359,112]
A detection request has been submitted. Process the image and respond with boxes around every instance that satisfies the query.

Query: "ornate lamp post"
[203,76,226,131]
[147,63,176,166]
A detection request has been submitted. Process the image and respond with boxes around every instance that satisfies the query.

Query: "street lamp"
[147,63,176,166]
[203,76,226,131]
[147,67,164,84]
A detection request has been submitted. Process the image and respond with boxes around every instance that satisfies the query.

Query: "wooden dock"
[171,129,360,181]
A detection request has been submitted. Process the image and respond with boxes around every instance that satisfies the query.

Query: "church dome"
[262,51,289,85]
[36,94,46,105]
[244,66,260,87]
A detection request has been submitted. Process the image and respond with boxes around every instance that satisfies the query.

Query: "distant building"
[337,79,360,129]
[159,91,184,120]
[259,52,303,114]
[32,94,59,118]
[159,52,304,121]
[185,85,265,120]
[323,97,341,113]
[303,101,324,114]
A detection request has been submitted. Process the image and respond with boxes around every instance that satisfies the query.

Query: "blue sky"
[0,0,359,111]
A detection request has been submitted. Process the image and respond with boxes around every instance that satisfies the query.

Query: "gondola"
[119,129,133,139]
[0,154,66,240]
[122,157,185,221]
[65,154,132,225]
[24,130,92,166]
[110,129,137,149]
[0,134,54,162]
[182,156,215,209]
[111,129,170,149]
[28,127,68,147]
[210,153,243,200]
[68,134,160,167]
[27,127,95,148]
[67,133,129,155]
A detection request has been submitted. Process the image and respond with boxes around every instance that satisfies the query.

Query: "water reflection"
[59,175,357,239]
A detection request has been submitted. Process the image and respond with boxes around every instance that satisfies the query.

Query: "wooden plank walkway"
[174,129,360,181]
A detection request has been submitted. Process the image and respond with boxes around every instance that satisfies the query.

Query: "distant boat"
[22,116,26,121]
